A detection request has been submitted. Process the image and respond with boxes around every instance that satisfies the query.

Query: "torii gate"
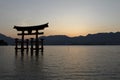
[14,23,48,55]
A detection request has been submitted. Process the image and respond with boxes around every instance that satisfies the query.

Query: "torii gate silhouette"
[14,23,48,56]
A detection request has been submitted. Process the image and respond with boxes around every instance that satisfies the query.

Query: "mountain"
[40,32,120,45]
[0,40,8,45]
[40,35,71,45]
[0,33,14,45]
[0,32,120,45]
[70,32,120,45]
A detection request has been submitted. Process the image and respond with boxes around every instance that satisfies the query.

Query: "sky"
[0,0,120,38]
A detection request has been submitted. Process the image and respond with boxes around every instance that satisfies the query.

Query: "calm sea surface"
[0,46,120,80]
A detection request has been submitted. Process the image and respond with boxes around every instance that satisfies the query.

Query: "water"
[0,46,120,80]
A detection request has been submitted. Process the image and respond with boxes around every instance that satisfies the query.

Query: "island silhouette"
[0,32,120,45]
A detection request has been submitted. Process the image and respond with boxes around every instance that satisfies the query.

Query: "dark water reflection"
[0,46,120,80]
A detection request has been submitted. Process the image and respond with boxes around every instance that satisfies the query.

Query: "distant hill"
[0,33,14,45]
[70,32,120,45]
[40,35,71,45]
[0,32,120,45]
[0,40,8,45]
[40,32,120,45]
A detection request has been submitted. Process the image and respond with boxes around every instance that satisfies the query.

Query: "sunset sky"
[0,0,120,38]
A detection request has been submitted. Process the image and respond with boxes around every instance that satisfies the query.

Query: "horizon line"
[0,31,120,39]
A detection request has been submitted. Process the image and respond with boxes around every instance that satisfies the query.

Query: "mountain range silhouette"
[41,32,120,45]
[0,32,120,45]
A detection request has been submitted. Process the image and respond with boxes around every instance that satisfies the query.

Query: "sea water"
[0,46,120,80]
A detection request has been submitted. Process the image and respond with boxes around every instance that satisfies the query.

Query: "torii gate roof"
[14,23,48,31]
